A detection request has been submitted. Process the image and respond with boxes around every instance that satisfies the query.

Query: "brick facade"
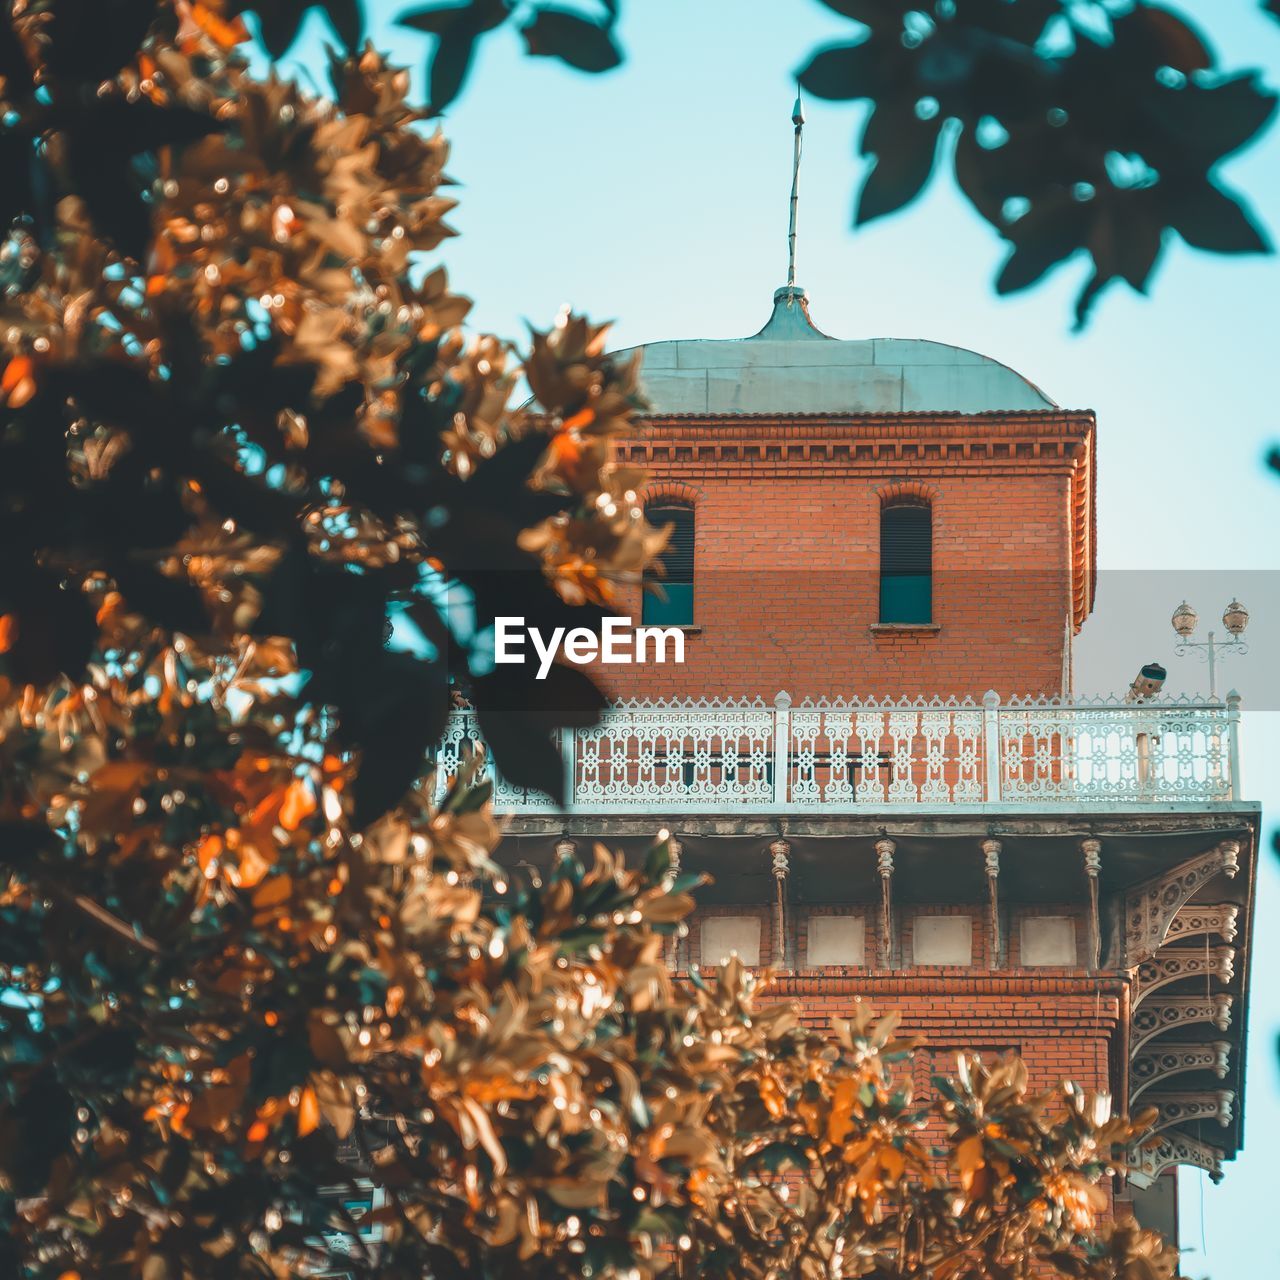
[599,410,1095,700]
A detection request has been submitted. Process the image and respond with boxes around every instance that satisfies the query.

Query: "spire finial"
[787,90,805,292]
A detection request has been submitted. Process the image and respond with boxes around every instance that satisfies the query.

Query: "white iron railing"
[436,690,1241,813]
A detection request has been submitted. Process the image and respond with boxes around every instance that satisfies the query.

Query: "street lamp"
[1170,599,1250,697]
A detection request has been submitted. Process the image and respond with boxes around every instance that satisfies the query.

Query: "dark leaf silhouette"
[242,0,365,57]
[1166,178,1272,254]
[473,661,606,801]
[520,7,623,73]
[44,0,159,81]
[399,0,511,112]
[798,40,893,101]
[803,0,1276,324]
[856,95,942,224]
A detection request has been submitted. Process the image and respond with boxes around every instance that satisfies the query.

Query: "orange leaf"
[1,355,35,407]
[233,840,271,889]
[956,1134,986,1192]
[279,778,316,831]
[250,874,292,909]
[190,2,250,47]
[297,1086,320,1137]
[196,834,223,876]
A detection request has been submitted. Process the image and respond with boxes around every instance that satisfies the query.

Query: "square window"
[1020,917,1077,967]
[913,916,972,966]
[701,916,761,966]
[807,915,865,966]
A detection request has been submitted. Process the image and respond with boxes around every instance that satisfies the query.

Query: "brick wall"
[595,411,1095,701]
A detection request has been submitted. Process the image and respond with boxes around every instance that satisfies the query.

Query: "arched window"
[879,498,932,624]
[643,502,694,626]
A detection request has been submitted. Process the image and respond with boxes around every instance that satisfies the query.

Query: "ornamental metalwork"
[997,693,1234,805]
[1122,841,1240,965]
[1131,1042,1231,1099]
[574,697,774,810]
[436,690,1242,814]
[1130,995,1233,1054]
[1129,1133,1225,1187]
[1132,946,1235,1008]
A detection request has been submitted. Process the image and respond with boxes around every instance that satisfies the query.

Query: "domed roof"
[616,287,1055,416]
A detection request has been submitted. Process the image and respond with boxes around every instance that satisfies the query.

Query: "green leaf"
[797,39,889,102]
[520,8,623,74]
[814,0,900,24]
[398,0,511,36]
[856,97,942,224]
[995,194,1089,294]
[1167,179,1272,254]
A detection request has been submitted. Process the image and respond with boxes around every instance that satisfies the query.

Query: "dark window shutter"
[880,502,932,624]
[647,505,694,584]
[643,503,694,625]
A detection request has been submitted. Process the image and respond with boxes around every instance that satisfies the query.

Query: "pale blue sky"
[278,1,1280,1271]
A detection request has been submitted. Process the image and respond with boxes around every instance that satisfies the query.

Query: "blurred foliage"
[0,3,1214,1276]
[799,0,1277,326]
[0,0,665,816]
[393,0,1278,329]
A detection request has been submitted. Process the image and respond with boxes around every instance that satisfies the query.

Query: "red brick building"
[456,285,1260,1247]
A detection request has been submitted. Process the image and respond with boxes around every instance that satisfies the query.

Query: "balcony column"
[1082,838,1102,971]
[666,835,683,971]
[982,838,1002,968]
[769,838,791,968]
[875,837,895,968]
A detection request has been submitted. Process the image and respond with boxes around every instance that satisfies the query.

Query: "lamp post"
[1170,599,1250,698]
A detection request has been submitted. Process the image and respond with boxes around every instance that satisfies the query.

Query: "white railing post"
[560,724,578,812]
[773,691,791,806]
[1226,689,1242,802]
[982,690,1002,804]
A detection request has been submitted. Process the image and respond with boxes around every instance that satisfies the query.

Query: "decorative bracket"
[1082,838,1101,970]
[1129,1133,1225,1188]
[1131,1041,1231,1100]
[875,837,895,968]
[666,835,683,970]
[769,838,791,968]
[1130,994,1233,1055]
[1132,945,1235,1009]
[1122,840,1240,966]
[1146,1090,1234,1135]
[1165,903,1238,947]
[982,838,1002,968]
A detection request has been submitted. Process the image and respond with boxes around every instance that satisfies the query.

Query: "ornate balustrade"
[436,690,1241,814]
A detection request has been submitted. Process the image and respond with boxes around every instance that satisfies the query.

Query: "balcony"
[437,690,1243,815]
